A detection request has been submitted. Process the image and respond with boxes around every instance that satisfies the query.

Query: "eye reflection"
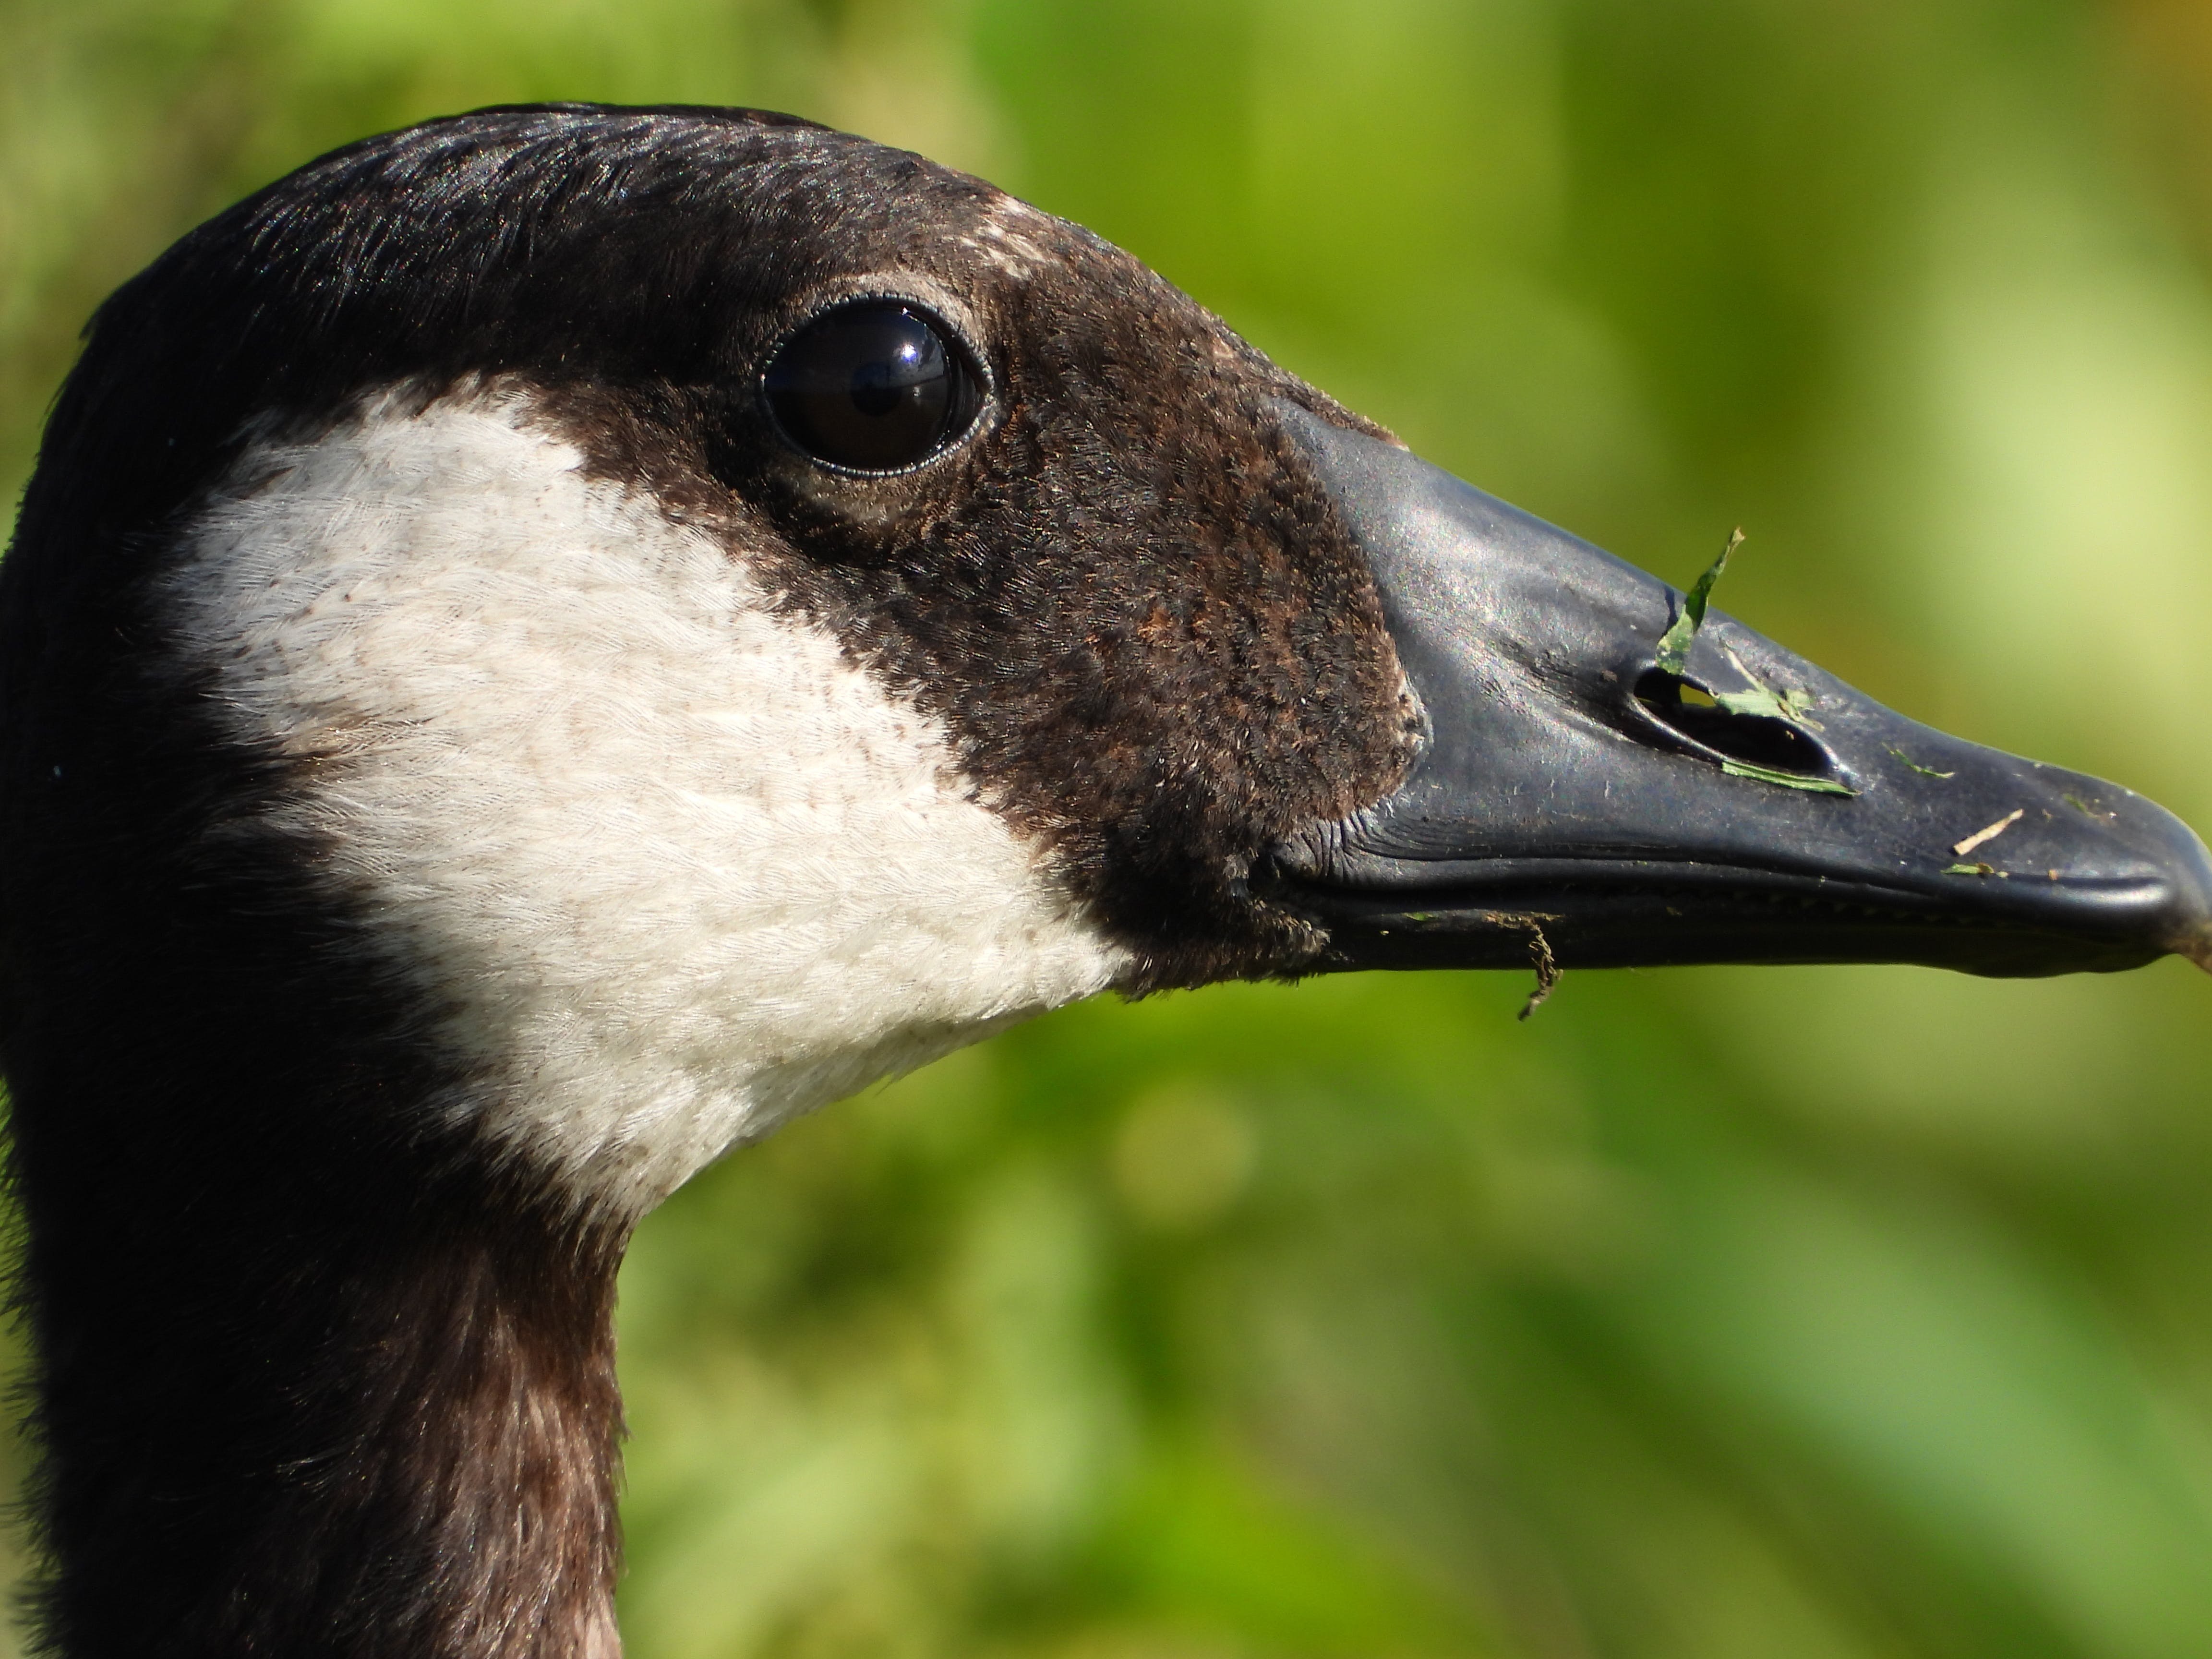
[762,301,983,473]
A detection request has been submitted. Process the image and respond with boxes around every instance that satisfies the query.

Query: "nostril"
[1633,668,1834,779]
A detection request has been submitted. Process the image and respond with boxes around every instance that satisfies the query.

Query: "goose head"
[2,104,2207,1657]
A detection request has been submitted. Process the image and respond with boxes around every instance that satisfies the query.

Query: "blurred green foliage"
[7,0,2212,1654]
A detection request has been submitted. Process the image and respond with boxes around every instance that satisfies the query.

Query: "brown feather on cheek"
[715,233,1420,990]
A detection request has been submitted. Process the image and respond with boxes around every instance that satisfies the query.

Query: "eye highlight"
[762,301,985,474]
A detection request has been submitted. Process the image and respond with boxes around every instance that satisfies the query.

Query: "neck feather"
[17,1125,628,1659]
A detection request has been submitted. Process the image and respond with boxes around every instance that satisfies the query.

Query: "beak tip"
[2141,810,2212,974]
[2170,918,2212,975]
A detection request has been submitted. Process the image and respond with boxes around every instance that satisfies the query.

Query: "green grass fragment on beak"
[1714,645,1822,730]
[1654,527,1744,675]
[1889,746,1956,780]
[1719,758,1857,795]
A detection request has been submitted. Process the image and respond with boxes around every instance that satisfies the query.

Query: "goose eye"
[762,301,983,473]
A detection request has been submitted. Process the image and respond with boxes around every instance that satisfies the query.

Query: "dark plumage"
[0,104,1417,1659]
[3,104,2205,1659]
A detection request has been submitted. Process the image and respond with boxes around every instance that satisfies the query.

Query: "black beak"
[1269,403,2212,978]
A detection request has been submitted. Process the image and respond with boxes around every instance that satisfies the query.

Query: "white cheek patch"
[163,385,1130,1215]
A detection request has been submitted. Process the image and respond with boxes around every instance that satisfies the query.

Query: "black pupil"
[763,302,974,471]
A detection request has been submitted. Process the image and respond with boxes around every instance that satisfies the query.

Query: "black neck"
[14,1130,627,1658]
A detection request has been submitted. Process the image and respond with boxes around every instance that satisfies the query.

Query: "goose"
[2,102,2207,1659]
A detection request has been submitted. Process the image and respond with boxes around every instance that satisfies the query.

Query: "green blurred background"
[9,0,2212,1654]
